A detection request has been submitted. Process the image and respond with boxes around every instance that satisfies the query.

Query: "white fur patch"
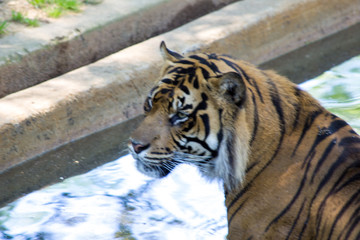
[213,113,250,191]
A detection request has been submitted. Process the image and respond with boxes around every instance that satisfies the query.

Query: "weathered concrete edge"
[0,0,359,172]
[0,0,238,98]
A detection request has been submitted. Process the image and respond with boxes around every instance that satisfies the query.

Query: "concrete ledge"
[1,0,359,174]
[0,116,144,205]
[0,0,237,97]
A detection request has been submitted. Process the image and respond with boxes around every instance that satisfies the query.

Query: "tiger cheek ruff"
[128,42,360,239]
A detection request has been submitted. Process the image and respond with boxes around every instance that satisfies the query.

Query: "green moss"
[11,11,39,27]
[0,21,8,35]
[28,0,82,18]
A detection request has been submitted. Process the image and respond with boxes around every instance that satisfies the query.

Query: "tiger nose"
[131,140,150,154]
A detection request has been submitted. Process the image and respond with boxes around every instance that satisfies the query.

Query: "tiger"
[128,41,360,239]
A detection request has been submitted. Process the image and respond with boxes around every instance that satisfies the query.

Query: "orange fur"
[129,43,360,239]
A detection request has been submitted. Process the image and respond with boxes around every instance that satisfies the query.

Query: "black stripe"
[267,79,285,135]
[292,110,322,156]
[160,88,172,94]
[302,120,348,168]
[349,129,358,135]
[227,133,235,170]
[285,200,306,240]
[201,67,210,79]
[177,59,195,65]
[217,109,224,146]
[162,65,173,73]
[189,55,221,74]
[310,138,337,184]
[298,205,310,240]
[166,47,184,59]
[198,93,208,110]
[228,197,248,225]
[334,172,360,195]
[327,190,360,238]
[150,151,172,155]
[168,66,194,75]
[292,87,302,131]
[182,119,195,133]
[228,80,286,224]
[298,139,338,237]
[150,86,159,96]
[315,150,352,200]
[170,133,187,151]
[178,96,185,105]
[168,67,181,74]
[328,154,360,195]
[200,114,210,139]
[189,55,211,67]
[181,104,193,110]
[184,135,217,157]
[328,119,349,133]
[245,161,259,173]
[265,150,315,232]
[187,93,208,119]
[340,136,360,146]
[313,150,353,238]
[343,214,360,239]
[227,117,284,226]
[250,78,264,103]
[193,75,199,89]
[180,85,190,95]
[248,89,259,146]
[219,57,250,82]
[161,78,174,84]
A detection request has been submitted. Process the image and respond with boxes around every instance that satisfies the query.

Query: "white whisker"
[173,152,211,163]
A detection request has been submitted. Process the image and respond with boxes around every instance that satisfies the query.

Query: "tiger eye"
[177,111,187,119]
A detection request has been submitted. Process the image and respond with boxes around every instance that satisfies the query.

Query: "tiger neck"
[215,109,251,191]
[223,78,328,199]
[224,72,325,195]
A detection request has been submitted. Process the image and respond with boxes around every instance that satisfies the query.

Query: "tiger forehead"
[148,53,221,111]
[151,83,198,112]
[151,69,199,99]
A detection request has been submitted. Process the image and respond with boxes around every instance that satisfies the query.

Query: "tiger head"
[129,42,250,190]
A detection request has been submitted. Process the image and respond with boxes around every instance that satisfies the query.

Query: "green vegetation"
[11,11,39,27]
[28,0,81,18]
[0,0,102,37]
[0,21,8,35]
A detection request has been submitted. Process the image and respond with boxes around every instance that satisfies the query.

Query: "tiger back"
[128,42,360,239]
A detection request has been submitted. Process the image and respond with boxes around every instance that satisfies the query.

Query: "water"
[0,156,227,240]
[300,55,360,133]
[1,56,360,240]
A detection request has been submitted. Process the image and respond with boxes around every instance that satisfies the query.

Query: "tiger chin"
[128,42,360,239]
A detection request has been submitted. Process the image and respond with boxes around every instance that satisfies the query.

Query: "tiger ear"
[218,72,246,107]
[160,41,183,63]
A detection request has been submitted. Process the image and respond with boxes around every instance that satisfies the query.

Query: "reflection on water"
[1,56,360,240]
[0,156,227,240]
[300,55,360,133]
